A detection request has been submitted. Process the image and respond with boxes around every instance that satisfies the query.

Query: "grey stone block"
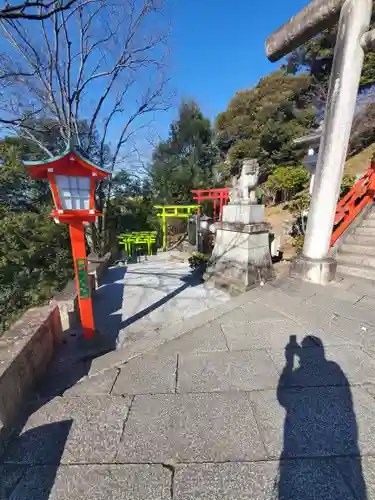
[112,353,176,395]
[32,356,91,399]
[174,459,356,500]
[89,302,239,376]
[178,350,279,392]
[63,369,119,396]
[174,462,278,500]
[88,278,264,377]
[269,345,375,387]
[350,282,375,298]
[250,387,375,459]
[117,393,266,462]
[275,277,364,303]
[219,303,286,324]
[206,220,273,292]
[306,294,375,326]
[308,314,375,347]
[222,319,307,350]
[87,251,113,289]
[8,464,171,500]
[3,396,131,464]
[256,289,335,331]
[271,278,319,300]
[2,306,54,344]
[222,203,265,224]
[156,324,228,356]
[52,280,79,332]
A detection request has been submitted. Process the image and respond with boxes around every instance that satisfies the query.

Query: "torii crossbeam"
[266,0,375,284]
[154,205,200,250]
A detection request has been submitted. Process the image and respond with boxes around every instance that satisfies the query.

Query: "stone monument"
[204,158,273,293]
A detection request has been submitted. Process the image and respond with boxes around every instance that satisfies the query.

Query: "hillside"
[265,143,375,267]
[345,143,375,176]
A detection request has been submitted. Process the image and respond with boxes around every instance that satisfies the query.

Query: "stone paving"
[3,270,375,498]
[93,256,230,348]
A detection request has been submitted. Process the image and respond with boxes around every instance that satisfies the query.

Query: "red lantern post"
[25,145,110,339]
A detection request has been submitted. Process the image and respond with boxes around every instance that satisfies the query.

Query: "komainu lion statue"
[229,158,260,204]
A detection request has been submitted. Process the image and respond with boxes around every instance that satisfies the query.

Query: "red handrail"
[330,162,375,247]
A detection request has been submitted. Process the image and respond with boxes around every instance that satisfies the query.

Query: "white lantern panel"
[55,175,91,210]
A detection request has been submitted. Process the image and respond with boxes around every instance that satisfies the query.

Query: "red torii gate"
[191,188,229,222]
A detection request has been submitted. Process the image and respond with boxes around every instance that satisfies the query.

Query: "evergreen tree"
[215,71,316,176]
[150,101,219,203]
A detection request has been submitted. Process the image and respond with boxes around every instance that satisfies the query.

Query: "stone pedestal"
[290,255,337,286]
[204,204,273,294]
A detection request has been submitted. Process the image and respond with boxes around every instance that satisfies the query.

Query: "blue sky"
[157,0,309,138]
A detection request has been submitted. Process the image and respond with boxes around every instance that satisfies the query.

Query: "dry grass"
[265,203,292,234]
[345,143,375,176]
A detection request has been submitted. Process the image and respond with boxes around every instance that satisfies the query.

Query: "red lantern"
[26,146,110,340]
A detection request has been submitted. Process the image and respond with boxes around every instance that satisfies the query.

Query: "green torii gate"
[154,205,200,251]
[118,231,157,257]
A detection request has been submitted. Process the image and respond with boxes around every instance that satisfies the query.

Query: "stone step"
[353,227,375,236]
[336,252,375,268]
[360,219,375,228]
[345,233,375,245]
[340,243,375,256]
[366,210,375,219]
[337,263,375,281]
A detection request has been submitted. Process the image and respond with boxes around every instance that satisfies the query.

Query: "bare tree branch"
[0,0,171,241]
[0,0,77,20]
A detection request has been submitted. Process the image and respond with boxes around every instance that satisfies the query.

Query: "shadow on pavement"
[93,263,204,342]
[1,420,73,499]
[0,262,208,498]
[9,262,202,403]
[276,335,367,499]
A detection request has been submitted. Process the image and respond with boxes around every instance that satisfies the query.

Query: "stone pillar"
[292,0,372,285]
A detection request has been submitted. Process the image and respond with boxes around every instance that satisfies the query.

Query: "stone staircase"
[336,206,375,280]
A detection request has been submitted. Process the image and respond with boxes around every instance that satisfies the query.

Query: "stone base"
[290,255,337,285]
[223,203,264,224]
[204,224,273,294]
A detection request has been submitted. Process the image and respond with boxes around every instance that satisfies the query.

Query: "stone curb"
[0,252,113,454]
[0,303,62,455]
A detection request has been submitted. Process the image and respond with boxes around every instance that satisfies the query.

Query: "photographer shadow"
[276,335,367,499]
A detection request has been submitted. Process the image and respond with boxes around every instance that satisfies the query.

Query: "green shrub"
[292,235,305,254]
[0,208,73,333]
[188,252,210,270]
[263,165,309,204]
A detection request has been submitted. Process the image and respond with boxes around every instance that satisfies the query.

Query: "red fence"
[330,162,375,247]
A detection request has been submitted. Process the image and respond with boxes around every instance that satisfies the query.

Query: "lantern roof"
[25,142,111,179]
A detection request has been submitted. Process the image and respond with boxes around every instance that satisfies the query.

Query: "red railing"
[330,162,375,247]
